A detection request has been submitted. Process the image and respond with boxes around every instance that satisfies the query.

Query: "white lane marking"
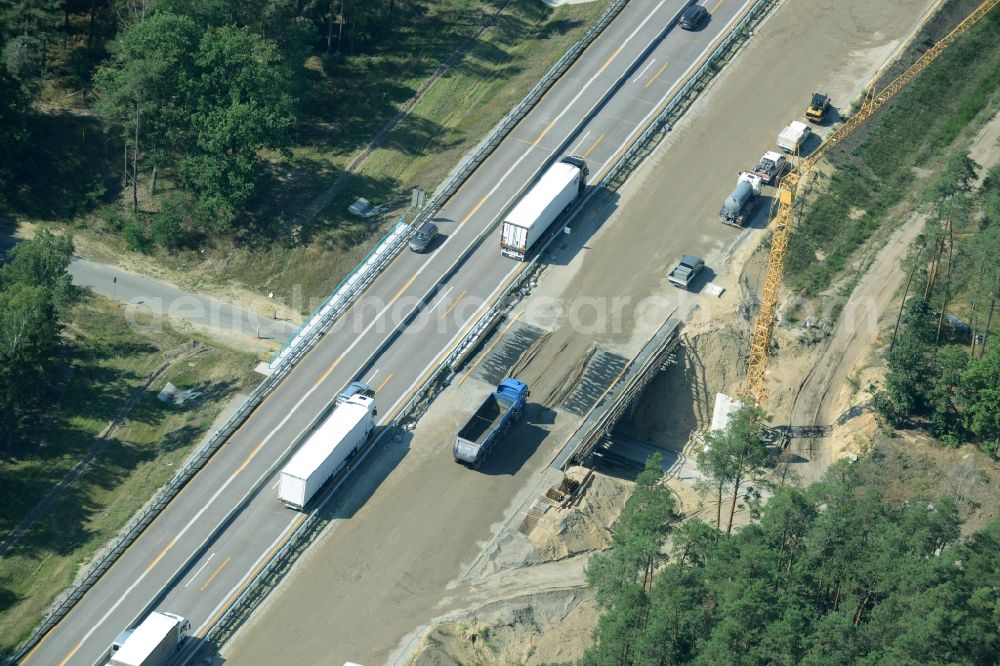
[67,444,274,652]
[179,1,757,651]
[379,6,695,418]
[597,0,753,180]
[189,513,299,642]
[366,368,381,383]
[67,345,356,653]
[270,479,280,490]
[52,4,754,659]
[424,285,453,315]
[570,130,591,154]
[530,0,670,146]
[632,57,656,82]
[382,262,523,422]
[184,553,216,588]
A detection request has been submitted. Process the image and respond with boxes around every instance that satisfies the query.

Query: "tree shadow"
[0,585,20,614]
[381,114,463,156]
[5,112,120,220]
[2,425,156,559]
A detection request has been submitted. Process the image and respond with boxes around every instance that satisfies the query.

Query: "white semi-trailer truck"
[499,156,588,260]
[108,612,189,666]
[279,395,376,510]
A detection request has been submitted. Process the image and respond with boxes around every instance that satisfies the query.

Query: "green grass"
[0,296,256,656]
[785,6,1000,297]
[163,0,610,310]
[12,1,610,313]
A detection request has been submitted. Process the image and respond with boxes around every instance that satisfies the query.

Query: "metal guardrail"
[435,0,778,399]
[6,218,413,666]
[603,0,777,192]
[552,317,683,469]
[6,5,643,662]
[268,219,411,367]
[175,0,782,659]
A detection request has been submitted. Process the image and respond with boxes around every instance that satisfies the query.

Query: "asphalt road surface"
[19,1,776,664]
[68,259,299,342]
[220,0,941,663]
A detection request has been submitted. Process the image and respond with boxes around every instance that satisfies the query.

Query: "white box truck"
[109,612,189,666]
[279,395,376,510]
[777,121,811,153]
[499,156,588,260]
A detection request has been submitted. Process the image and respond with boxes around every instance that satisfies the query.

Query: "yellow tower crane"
[741,0,1000,404]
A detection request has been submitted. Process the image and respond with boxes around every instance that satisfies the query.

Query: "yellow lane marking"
[56,642,81,666]
[440,290,468,319]
[599,46,623,73]
[20,629,53,664]
[235,441,265,475]
[458,313,523,387]
[375,373,394,393]
[460,194,490,225]
[532,118,557,146]
[145,537,179,573]
[200,555,232,592]
[381,261,530,427]
[582,134,605,158]
[711,0,726,14]
[646,61,669,88]
[196,514,307,638]
[389,272,419,304]
[594,0,758,185]
[314,354,344,387]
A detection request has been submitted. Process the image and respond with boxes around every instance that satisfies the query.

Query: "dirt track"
[783,216,926,482]
[222,1,941,664]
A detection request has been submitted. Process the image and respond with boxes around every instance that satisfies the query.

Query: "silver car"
[336,381,374,406]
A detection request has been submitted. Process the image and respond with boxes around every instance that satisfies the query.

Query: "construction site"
[6,0,999,664]
[214,1,1000,664]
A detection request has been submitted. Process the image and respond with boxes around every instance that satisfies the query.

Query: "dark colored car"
[679,4,709,30]
[336,381,374,406]
[409,221,439,253]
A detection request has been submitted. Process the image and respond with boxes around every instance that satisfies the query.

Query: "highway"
[21,2,759,664]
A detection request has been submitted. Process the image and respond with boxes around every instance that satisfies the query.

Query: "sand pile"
[529,469,631,561]
[410,590,597,666]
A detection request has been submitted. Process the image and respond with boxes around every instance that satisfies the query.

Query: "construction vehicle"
[751,151,787,184]
[500,156,588,261]
[668,255,705,289]
[777,121,811,153]
[454,379,529,468]
[742,0,1000,404]
[720,172,763,228]
[805,92,831,123]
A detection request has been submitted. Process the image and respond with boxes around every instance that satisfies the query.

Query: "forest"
[873,159,1000,453]
[568,409,999,666]
[1,0,421,247]
[1,0,482,444]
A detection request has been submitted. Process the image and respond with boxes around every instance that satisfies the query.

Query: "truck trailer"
[454,379,529,468]
[499,156,588,260]
[279,395,376,510]
[108,612,189,666]
[720,172,763,228]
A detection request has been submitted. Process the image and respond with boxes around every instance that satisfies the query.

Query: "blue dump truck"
[454,379,529,468]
